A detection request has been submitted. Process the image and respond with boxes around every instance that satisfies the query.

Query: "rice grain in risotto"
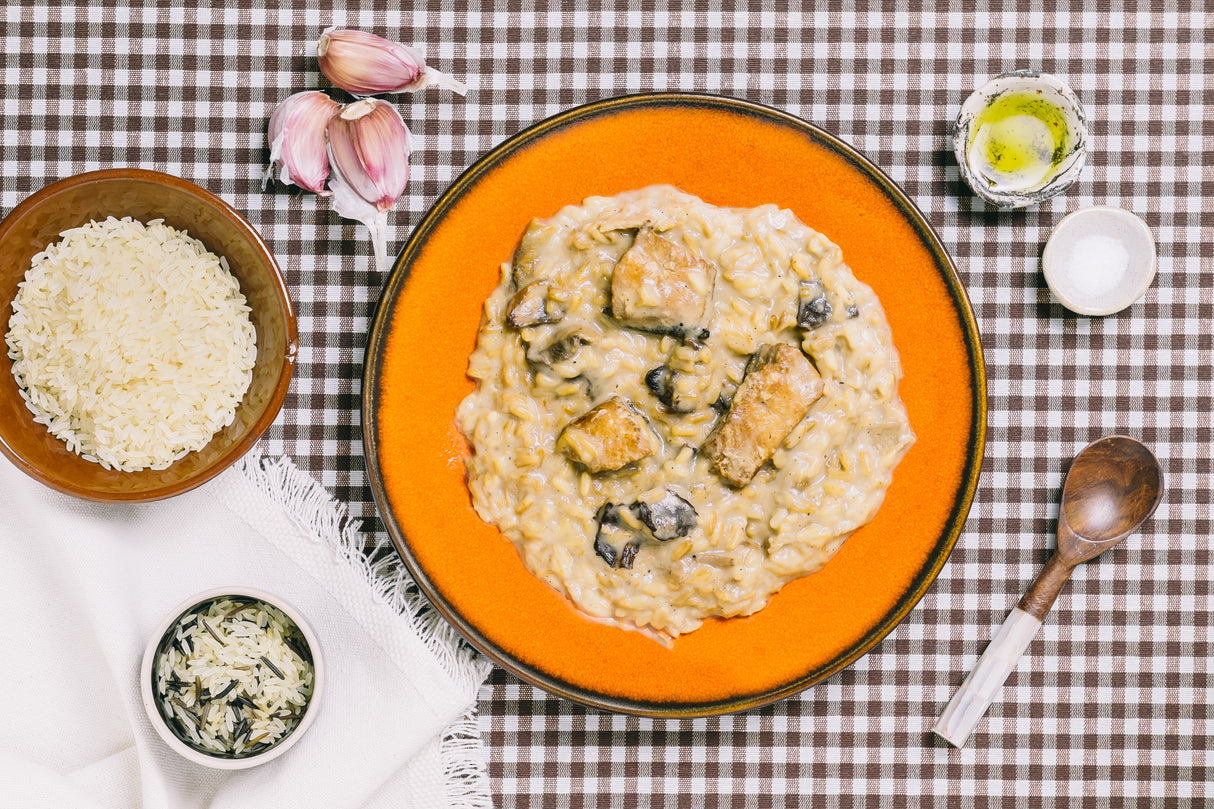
[456,187,915,644]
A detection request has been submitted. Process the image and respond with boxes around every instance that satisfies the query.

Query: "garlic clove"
[326,98,412,272]
[264,90,340,195]
[326,98,411,212]
[317,27,467,97]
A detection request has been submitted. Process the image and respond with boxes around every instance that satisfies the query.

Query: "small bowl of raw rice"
[140,587,324,768]
[0,168,296,501]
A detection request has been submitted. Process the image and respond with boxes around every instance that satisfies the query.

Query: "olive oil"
[967,91,1071,192]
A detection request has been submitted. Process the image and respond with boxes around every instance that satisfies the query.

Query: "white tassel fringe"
[236,451,493,809]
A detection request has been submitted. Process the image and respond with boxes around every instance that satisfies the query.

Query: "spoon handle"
[1017,553,1075,619]
[932,606,1041,747]
[933,554,1074,747]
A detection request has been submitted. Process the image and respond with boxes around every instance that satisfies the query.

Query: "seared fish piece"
[610,227,715,335]
[703,343,824,486]
[557,396,661,473]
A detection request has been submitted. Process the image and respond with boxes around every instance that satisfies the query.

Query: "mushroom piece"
[610,227,716,337]
[557,396,660,473]
[592,502,641,569]
[644,339,719,413]
[703,343,825,487]
[797,280,859,330]
[644,366,682,409]
[524,325,593,381]
[507,282,566,328]
[797,281,833,329]
[526,328,588,366]
[592,490,699,569]
[631,489,697,541]
[511,218,561,286]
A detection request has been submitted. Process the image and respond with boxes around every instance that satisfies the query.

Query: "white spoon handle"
[932,606,1042,748]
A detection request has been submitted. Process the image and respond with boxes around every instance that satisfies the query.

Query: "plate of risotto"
[363,94,986,716]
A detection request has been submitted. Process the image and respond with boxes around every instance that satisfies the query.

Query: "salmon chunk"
[557,396,661,473]
[703,344,824,486]
[610,227,715,336]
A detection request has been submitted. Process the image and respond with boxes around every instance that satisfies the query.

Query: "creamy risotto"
[456,186,914,644]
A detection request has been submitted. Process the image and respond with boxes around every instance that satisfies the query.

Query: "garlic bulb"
[317,28,467,97]
[263,90,340,194]
[326,98,412,272]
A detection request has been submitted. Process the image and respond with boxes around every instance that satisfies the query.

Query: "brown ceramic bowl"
[0,169,297,501]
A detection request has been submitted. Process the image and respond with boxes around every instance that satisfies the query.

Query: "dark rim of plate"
[362,92,988,717]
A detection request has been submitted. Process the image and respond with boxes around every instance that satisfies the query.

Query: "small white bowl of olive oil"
[954,70,1089,209]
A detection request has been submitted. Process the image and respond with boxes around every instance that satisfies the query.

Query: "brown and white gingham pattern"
[2,2,1209,805]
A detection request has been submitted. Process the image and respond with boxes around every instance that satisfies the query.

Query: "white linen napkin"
[0,452,493,809]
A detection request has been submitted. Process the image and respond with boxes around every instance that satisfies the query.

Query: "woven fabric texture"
[1,2,1209,806]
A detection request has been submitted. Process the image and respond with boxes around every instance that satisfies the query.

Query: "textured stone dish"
[954,70,1089,209]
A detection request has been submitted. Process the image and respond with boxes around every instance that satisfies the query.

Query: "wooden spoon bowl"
[1022,435,1165,616]
[1061,435,1165,549]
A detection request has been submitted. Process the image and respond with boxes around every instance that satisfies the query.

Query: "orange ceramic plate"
[364,94,986,716]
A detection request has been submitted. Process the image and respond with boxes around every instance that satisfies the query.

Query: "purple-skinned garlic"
[326,98,412,272]
[317,28,467,97]
[263,90,340,194]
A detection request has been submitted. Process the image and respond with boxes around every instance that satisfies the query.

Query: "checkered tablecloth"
[3,2,1209,805]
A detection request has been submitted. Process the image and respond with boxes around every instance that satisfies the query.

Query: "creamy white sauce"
[457,187,915,644]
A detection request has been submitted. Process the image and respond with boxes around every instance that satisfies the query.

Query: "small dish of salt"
[1042,206,1157,316]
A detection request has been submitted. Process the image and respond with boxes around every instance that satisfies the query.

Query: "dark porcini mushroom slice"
[797,281,833,329]
[798,279,860,328]
[593,491,699,568]
[630,490,697,541]
[644,324,711,341]
[643,363,710,413]
[617,540,642,569]
[507,281,566,328]
[644,365,682,411]
[527,329,589,366]
[511,218,561,286]
[644,337,719,413]
[593,502,625,567]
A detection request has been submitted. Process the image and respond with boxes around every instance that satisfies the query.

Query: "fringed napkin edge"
[237,450,494,809]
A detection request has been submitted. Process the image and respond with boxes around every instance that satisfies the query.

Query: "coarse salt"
[1062,233,1129,301]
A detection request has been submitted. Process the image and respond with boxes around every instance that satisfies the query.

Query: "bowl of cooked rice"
[140,587,324,768]
[0,168,296,501]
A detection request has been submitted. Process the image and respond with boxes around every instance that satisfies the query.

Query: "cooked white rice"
[153,597,315,758]
[4,216,256,472]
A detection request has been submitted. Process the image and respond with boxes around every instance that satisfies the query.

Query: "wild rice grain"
[153,597,314,758]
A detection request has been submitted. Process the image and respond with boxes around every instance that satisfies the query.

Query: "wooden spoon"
[933,435,1164,747]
